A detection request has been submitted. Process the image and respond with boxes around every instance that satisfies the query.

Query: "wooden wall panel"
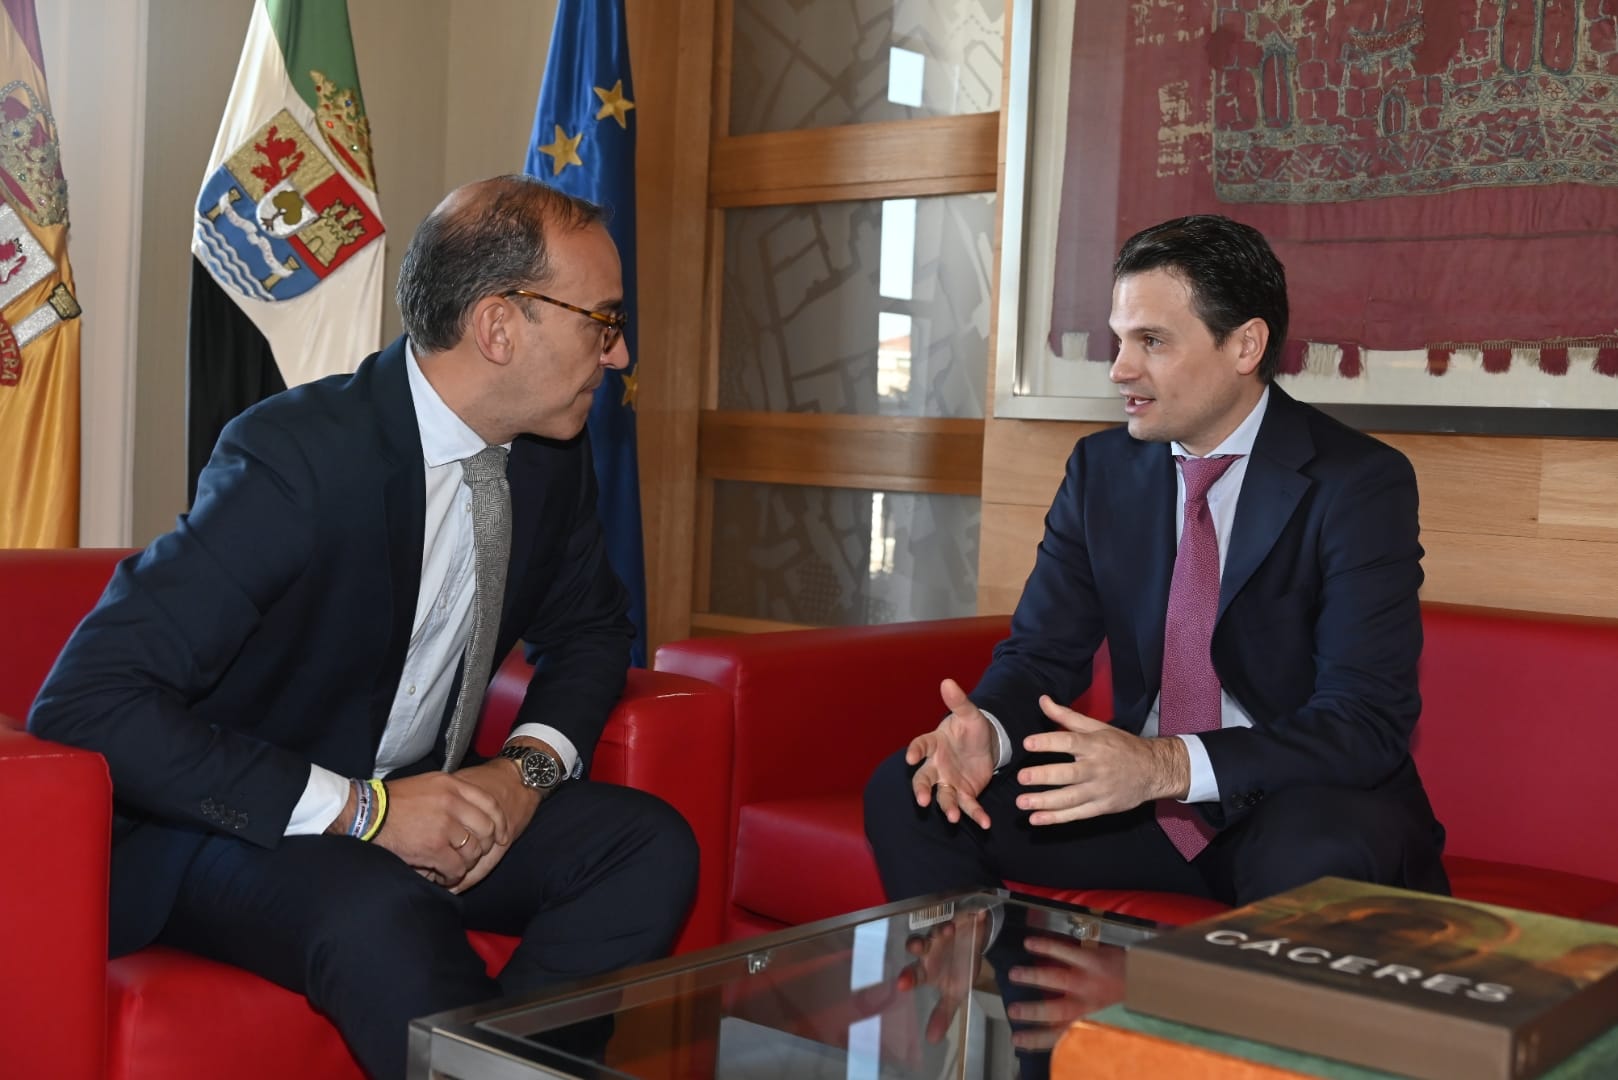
[981,416,1103,506]
[1378,434,1543,539]
[977,418,1618,619]
[1538,439,1618,541]
[1420,529,1618,617]
[977,500,1046,616]
[709,114,999,207]
[688,613,813,636]
[699,413,984,495]
[631,0,715,653]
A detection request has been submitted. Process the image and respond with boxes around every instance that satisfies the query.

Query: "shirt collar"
[405,340,497,468]
[1171,384,1271,460]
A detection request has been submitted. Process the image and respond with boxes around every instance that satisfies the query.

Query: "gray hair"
[395,175,605,354]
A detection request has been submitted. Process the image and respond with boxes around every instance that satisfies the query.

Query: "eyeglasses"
[504,289,628,354]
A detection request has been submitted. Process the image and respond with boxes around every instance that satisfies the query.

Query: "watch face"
[520,749,561,789]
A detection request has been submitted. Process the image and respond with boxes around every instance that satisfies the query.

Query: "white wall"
[37,0,147,546]
[443,0,556,191]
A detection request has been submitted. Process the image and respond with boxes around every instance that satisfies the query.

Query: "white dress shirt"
[284,344,581,835]
[985,387,1272,805]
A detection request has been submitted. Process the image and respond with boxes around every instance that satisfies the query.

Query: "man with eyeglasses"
[30,175,696,1078]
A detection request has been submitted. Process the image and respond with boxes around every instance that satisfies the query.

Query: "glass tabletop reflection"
[409,890,1164,1080]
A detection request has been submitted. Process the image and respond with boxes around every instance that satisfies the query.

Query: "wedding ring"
[454,831,471,850]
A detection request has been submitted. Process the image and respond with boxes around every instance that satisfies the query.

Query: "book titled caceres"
[1126,876,1618,1080]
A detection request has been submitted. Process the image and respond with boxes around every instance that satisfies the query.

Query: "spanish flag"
[0,0,80,547]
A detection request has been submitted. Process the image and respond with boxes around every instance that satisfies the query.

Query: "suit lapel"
[1125,441,1178,691]
[1219,386,1314,620]
[371,340,426,740]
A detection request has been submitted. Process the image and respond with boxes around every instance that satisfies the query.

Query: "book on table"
[1125,876,1618,1080]
[1058,1004,1618,1080]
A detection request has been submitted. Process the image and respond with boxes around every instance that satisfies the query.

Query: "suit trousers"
[156,779,698,1079]
[863,750,1449,910]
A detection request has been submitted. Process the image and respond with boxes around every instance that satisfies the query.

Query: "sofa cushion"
[104,934,521,1080]
[107,948,362,1080]
[1445,855,1618,926]
[733,795,887,927]
[732,794,1618,937]
[733,794,1231,930]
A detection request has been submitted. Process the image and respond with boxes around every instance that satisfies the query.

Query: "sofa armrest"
[653,616,1011,811]
[474,660,733,954]
[0,715,111,1080]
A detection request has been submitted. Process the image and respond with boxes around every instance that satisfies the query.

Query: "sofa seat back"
[1412,603,1618,884]
[658,605,1618,940]
[1,547,136,721]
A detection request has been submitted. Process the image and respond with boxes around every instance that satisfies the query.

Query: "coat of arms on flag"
[0,0,83,546]
[186,0,385,500]
[195,108,383,303]
[0,80,79,384]
[0,203,78,387]
[0,78,67,227]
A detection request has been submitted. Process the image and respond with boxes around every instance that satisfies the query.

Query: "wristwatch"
[498,744,563,791]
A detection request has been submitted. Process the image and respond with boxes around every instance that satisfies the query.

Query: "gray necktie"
[441,445,511,771]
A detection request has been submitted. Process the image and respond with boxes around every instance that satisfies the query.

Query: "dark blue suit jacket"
[29,338,634,955]
[971,385,1427,832]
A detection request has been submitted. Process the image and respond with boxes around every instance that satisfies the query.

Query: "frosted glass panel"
[729,0,1004,134]
[720,194,994,417]
[710,482,979,626]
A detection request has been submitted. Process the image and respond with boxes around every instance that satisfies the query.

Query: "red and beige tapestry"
[1049,0,1618,384]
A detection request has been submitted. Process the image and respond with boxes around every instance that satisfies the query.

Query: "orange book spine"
[1053,1019,1310,1080]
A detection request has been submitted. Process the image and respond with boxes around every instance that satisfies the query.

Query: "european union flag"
[526,0,647,666]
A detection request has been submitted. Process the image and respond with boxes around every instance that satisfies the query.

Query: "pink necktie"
[1157,454,1240,860]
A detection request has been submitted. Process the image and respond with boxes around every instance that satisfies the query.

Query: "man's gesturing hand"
[907,679,997,829]
[1016,695,1190,825]
[371,772,508,887]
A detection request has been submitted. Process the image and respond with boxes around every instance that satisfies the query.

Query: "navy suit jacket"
[30,338,634,955]
[971,385,1427,832]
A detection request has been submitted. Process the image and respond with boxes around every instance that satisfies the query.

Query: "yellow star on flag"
[538,125,584,175]
[620,369,639,409]
[594,81,635,129]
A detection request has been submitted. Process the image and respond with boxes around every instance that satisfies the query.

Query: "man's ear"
[1232,317,1268,377]
[469,296,517,366]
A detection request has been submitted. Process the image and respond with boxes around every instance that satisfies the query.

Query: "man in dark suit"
[865,214,1447,911]
[29,176,697,1078]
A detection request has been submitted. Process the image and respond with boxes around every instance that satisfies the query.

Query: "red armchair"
[0,547,732,1080]
[653,605,1618,941]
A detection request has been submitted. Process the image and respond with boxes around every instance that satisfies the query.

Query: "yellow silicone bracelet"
[360,778,388,842]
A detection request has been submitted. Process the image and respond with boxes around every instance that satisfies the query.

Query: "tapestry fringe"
[1279,340,1618,378]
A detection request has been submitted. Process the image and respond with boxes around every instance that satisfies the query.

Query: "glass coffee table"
[408,890,1164,1079]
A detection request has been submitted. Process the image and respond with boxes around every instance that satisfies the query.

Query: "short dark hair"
[396,175,606,354]
[1112,215,1289,382]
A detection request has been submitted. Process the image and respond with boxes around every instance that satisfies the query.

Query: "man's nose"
[1109,346,1137,383]
[603,335,630,371]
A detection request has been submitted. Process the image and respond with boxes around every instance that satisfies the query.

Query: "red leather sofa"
[653,607,1618,940]
[0,547,733,1080]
